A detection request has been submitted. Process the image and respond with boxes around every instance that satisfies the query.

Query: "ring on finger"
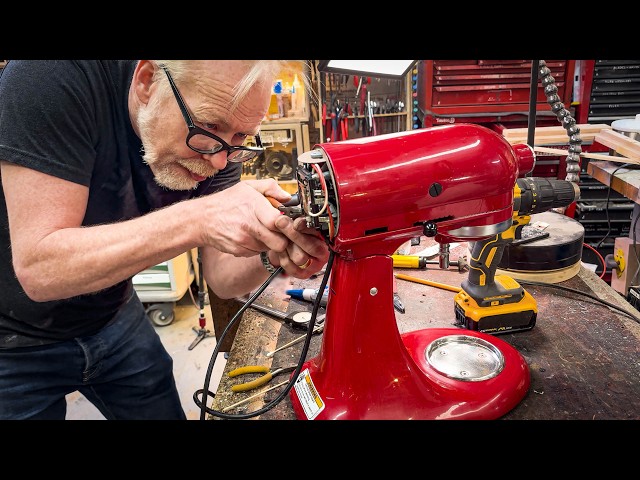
[298,258,312,270]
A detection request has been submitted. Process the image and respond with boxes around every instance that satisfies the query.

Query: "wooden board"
[594,129,640,160]
[502,123,611,145]
[533,146,640,165]
[209,281,291,419]
[587,161,640,204]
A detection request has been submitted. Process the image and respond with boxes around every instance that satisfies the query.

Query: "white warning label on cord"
[293,368,324,420]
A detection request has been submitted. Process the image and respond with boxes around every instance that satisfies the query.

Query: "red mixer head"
[296,124,534,258]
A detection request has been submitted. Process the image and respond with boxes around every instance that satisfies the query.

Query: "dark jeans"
[0,292,187,420]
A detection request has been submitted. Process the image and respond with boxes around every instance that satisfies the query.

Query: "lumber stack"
[501,123,611,146]
[502,123,640,165]
[594,129,640,161]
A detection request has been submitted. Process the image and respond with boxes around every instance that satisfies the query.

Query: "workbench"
[587,160,640,206]
[586,159,640,244]
[207,242,640,421]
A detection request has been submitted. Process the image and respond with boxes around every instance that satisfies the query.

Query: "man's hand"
[198,179,291,256]
[267,215,329,279]
[246,179,329,278]
[243,178,292,206]
[200,178,330,298]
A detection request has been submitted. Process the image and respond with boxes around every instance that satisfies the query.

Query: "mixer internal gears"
[295,157,338,241]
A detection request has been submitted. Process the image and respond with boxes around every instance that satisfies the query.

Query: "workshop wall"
[316,66,411,142]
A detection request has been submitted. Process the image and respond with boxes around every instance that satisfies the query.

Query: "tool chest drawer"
[432,61,566,87]
[589,60,640,120]
[432,82,565,107]
[418,60,575,127]
[576,60,640,124]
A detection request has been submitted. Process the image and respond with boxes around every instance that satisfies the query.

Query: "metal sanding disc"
[498,211,585,277]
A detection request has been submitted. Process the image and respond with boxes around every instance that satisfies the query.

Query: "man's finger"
[275,215,294,231]
[245,179,291,204]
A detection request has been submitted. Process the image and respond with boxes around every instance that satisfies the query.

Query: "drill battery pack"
[454,289,538,335]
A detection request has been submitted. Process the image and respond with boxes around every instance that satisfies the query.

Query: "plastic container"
[611,114,640,141]
[133,250,196,326]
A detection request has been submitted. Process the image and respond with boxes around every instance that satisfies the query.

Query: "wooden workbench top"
[587,160,640,204]
[208,242,640,421]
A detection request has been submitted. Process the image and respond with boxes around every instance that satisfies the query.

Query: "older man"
[0,60,328,419]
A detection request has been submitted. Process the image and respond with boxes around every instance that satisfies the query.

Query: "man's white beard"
[137,101,216,191]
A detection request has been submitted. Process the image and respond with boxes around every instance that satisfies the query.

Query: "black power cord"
[520,279,640,325]
[193,250,335,420]
[596,162,632,250]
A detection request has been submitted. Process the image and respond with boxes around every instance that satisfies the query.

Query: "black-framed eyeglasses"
[162,67,264,163]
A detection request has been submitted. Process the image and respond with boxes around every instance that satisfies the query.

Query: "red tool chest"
[418,60,576,127]
[574,59,640,124]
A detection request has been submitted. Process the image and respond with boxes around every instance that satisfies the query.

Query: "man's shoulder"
[1,60,136,94]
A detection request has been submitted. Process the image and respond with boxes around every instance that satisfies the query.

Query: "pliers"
[228,365,296,393]
[267,194,304,220]
[278,205,304,219]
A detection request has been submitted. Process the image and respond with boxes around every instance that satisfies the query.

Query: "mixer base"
[290,328,530,420]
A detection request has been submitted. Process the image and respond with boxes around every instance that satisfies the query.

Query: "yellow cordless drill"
[454,177,579,334]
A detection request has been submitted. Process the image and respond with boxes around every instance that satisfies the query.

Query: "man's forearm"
[202,248,272,300]
[16,200,202,302]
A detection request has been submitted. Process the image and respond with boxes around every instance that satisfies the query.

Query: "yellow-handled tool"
[228,365,296,393]
[392,254,468,272]
[392,255,428,269]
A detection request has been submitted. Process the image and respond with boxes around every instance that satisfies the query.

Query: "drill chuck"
[515,177,579,215]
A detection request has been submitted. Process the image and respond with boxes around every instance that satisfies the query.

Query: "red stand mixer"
[288,124,535,420]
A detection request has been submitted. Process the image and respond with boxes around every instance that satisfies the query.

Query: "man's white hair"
[152,60,308,114]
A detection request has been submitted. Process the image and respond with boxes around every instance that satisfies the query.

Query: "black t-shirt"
[0,60,242,348]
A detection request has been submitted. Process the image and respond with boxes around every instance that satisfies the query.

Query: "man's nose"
[201,151,228,171]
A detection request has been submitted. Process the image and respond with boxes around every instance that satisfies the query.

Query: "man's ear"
[132,60,157,105]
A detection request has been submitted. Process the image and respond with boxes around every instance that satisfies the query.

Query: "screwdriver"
[392,254,468,272]
[392,275,405,314]
[392,255,429,269]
